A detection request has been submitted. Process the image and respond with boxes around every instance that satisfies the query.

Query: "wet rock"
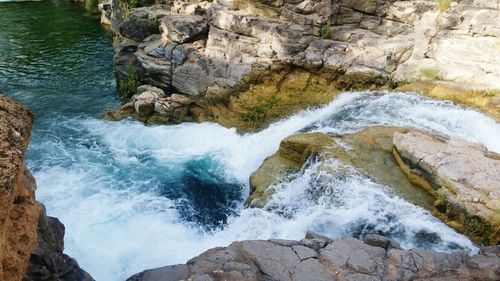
[98,2,112,25]
[127,233,500,281]
[246,132,333,207]
[363,234,401,250]
[127,264,190,281]
[393,131,500,245]
[247,127,434,209]
[25,209,94,281]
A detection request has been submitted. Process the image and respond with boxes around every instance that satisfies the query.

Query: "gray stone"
[127,234,500,281]
[160,14,208,44]
[292,245,318,260]
[119,15,160,42]
[292,258,337,281]
[363,234,401,250]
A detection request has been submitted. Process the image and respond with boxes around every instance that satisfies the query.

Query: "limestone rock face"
[0,95,93,281]
[127,233,500,281]
[393,131,500,245]
[109,0,500,129]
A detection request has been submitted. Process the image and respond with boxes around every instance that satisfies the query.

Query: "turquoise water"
[2,1,500,280]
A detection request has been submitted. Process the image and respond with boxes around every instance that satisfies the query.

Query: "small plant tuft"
[128,0,138,8]
[319,21,332,39]
[436,0,451,12]
[118,67,140,98]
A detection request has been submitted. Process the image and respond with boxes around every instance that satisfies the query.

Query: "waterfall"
[30,92,499,280]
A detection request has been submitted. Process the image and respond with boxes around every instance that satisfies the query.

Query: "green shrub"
[118,67,140,98]
[128,0,138,8]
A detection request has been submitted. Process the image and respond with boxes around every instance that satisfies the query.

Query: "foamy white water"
[31,92,500,280]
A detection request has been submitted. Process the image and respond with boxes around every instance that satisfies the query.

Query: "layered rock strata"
[108,0,500,129]
[393,131,500,245]
[128,232,500,281]
[0,95,93,281]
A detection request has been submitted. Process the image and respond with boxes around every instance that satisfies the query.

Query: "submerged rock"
[393,130,500,245]
[247,127,434,209]
[127,233,500,281]
[0,95,93,281]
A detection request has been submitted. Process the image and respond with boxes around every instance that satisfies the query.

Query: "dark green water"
[0,0,117,117]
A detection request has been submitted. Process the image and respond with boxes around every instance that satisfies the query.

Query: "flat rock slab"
[393,131,500,244]
[127,233,500,281]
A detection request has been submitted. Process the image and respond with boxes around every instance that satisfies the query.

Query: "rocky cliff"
[128,232,500,281]
[104,0,500,129]
[0,95,93,281]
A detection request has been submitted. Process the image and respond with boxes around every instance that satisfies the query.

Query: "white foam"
[31,92,499,280]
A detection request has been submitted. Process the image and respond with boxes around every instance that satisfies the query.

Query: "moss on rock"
[396,81,500,122]
[246,127,435,210]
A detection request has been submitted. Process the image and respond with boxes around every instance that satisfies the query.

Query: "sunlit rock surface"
[107,0,500,129]
[393,130,500,245]
[128,232,500,281]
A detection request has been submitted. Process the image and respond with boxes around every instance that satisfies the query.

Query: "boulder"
[118,15,160,42]
[246,127,435,209]
[393,131,500,245]
[127,233,500,281]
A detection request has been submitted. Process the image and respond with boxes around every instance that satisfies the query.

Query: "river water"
[1,1,500,280]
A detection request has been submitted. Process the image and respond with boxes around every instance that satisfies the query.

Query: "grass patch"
[436,0,451,12]
[420,67,441,80]
[118,67,141,98]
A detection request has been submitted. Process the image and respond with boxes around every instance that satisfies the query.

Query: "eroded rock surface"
[247,127,434,209]
[0,95,93,281]
[393,131,500,245]
[107,0,500,129]
[127,232,500,281]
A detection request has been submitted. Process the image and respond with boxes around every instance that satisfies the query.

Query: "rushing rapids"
[1,1,500,281]
[20,92,500,280]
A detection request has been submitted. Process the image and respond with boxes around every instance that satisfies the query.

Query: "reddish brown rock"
[0,95,93,281]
